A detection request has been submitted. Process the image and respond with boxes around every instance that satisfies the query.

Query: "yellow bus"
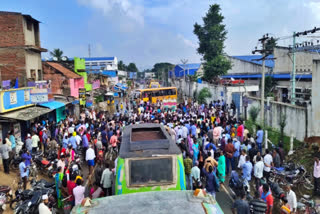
[133,87,177,109]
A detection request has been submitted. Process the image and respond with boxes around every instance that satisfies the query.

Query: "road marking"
[221,184,235,202]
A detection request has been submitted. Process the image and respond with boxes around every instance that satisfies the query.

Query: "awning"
[0,106,53,121]
[39,101,65,109]
[115,83,128,90]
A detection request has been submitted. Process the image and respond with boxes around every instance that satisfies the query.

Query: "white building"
[84,57,118,70]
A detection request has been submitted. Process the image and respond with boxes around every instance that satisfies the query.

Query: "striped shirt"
[249,199,267,214]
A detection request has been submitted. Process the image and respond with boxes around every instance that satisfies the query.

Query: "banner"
[79,88,86,106]
[92,80,100,90]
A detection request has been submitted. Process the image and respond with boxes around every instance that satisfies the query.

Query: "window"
[30,69,36,80]
[26,20,32,31]
[24,90,30,101]
[129,157,173,186]
[37,70,42,81]
[10,92,17,104]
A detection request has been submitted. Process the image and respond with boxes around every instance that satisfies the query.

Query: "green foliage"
[94,95,104,103]
[248,106,260,124]
[197,87,212,104]
[265,37,277,56]
[193,4,231,81]
[263,76,277,97]
[50,48,63,60]
[188,73,202,82]
[279,113,287,141]
[127,63,139,73]
[126,80,132,87]
[245,119,300,153]
[152,63,174,80]
[118,60,127,71]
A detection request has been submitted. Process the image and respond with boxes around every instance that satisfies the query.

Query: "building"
[222,47,314,104]
[169,63,203,78]
[84,57,118,70]
[43,62,84,98]
[0,11,47,87]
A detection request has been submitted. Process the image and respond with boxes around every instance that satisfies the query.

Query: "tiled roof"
[46,62,81,79]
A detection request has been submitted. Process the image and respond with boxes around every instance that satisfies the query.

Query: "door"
[232,92,241,117]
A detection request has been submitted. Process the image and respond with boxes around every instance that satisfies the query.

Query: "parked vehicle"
[229,170,252,200]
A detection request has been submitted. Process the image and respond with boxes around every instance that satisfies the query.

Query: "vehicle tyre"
[10,199,19,210]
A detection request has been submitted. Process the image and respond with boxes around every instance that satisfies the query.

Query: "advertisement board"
[79,88,86,106]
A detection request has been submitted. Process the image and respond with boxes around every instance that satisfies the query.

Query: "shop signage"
[31,94,49,103]
[13,123,21,143]
[79,88,86,106]
[0,88,33,113]
[92,80,100,90]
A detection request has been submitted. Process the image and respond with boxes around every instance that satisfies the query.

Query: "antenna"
[52,57,58,61]
[61,56,67,61]
[88,44,91,57]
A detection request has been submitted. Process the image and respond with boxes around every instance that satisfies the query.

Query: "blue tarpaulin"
[39,101,65,109]
[115,83,128,90]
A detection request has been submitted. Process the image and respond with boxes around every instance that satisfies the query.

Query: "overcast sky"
[2,0,320,70]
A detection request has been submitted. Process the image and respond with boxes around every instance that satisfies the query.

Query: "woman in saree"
[217,150,226,183]
[55,166,64,208]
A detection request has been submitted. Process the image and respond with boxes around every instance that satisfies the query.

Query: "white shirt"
[263,154,273,172]
[182,126,188,138]
[38,202,51,214]
[86,148,96,161]
[75,135,81,145]
[238,154,246,168]
[286,189,297,211]
[254,161,264,178]
[73,185,85,205]
[31,135,40,148]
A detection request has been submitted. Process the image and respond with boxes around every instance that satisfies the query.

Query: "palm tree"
[50,48,63,61]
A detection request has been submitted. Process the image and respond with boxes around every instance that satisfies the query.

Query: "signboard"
[13,123,21,143]
[92,80,100,90]
[79,88,86,106]
[29,80,52,104]
[31,94,49,103]
[2,80,10,89]
[10,92,17,104]
[24,90,30,101]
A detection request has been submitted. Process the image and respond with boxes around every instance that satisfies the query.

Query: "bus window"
[171,89,176,95]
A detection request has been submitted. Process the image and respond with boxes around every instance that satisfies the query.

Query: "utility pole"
[252,34,273,126]
[291,32,296,105]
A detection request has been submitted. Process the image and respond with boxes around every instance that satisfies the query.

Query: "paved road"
[216,185,233,214]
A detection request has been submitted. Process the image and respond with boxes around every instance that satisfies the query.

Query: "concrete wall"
[246,96,307,141]
[25,51,42,80]
[22,18,35,46]
[274,46,319,73]
[227,56,272,74]
[310,60,320,137]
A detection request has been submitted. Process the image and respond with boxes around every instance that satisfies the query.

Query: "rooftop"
[84,57,115,61]
[230,55,275,68]
[0,11,40,23]
[45,62,81,79]
[119,123,181,158]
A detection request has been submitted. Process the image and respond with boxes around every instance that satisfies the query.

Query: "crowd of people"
[0,96,315,214]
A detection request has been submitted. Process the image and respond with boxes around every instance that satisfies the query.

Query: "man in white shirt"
[31,132,40,153]
[254,155,264,191]
[285,184,297,212]
[86,144,96,175]
[101,163,113,196]
[38,194,51,214]
[191,162,200,189]
[263,149,273,182]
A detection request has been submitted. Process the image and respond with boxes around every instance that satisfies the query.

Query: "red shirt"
[67,180,76,202]
[237,125,243,137]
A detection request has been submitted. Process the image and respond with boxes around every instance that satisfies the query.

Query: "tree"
[249,106,260,124]
[151,63,174,80]
[193,4,231,81]
[264,76,277,97]
[118,60,127,71]
[197,87,212,104]
[50,48,63,61]
[127,63,139,73]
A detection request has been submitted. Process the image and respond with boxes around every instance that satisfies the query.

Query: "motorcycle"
[9,154,23,170]
[0,184,13,203]
[229,170,252,200]
[0,193,7,213]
